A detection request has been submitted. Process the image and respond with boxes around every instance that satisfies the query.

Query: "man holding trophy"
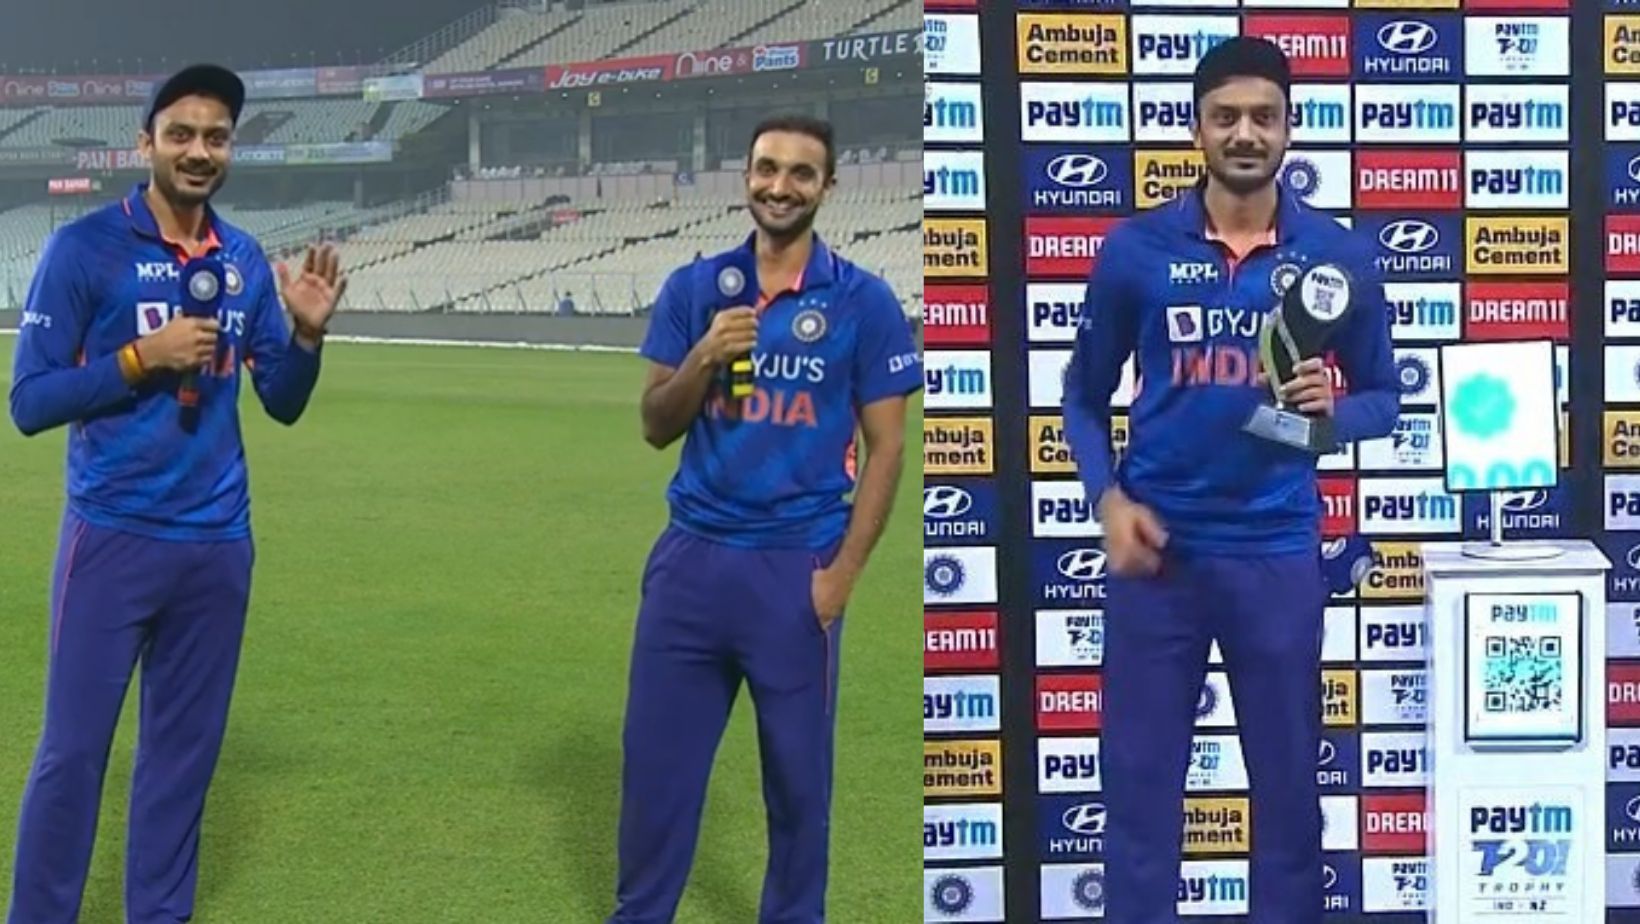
[1061,38,1400,921]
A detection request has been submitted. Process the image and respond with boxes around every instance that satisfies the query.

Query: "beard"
[1205,148,1280,196]
[153,160,226,209]
[748,194,819,242]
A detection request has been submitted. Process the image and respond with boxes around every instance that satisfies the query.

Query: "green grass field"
[0,339,920,923]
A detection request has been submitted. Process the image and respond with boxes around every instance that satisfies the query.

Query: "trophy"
[1243,262,1356,453]
[711,250,759,400]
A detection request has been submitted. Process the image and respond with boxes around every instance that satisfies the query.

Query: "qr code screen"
[1482,636,1563,714]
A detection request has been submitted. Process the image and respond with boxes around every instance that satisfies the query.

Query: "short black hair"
[1192,37,1292,107]
[143,63,245,132]
[747,114,836,181]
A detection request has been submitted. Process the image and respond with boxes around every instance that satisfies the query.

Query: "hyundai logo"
[1047,152,1108,188]
[1627,543,1640,571]
[1321,537,1346,561]
[1318,739,1336,766]
[1063,802,1107,836]
[1626,794,1640,824]
[1378,20,1437,55]
[924,486,973,519]
[1499,490,1548,513]
[1380,220,1438,254]
[1322,863,1338,890]
[1057,549,1107,581]
[1629,154,1640,185]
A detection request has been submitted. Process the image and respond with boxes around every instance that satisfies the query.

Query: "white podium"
[1421,540,1610,921]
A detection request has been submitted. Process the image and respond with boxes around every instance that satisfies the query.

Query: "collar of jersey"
[1171,176,1305,248]
[733,230,837,300]
[123,182,224,262]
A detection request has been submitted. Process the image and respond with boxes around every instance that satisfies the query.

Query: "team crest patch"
[1271,262,1303,297]
[225,264,244,296]
[716,266,746,299]
[793,308,826,343]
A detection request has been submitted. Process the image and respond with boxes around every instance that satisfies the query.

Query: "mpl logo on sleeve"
[924,351,993,410]
[1039,737,1102,793]
[1393,347,1440,405]
[1016,14,1127,75]
[1363,731,1429,787]
[1464,149,1568,210]
[1463,16,1569,76]
[1025,216,1114,277]
[1279,150,1352,210]
[1609,214,1640,273]
[1354,15,1459,80]
[1026,282,1086,342]
[925,739,1002,798]
[1020,81,1130,142]
[924,867,1005,922]
[925,82,983,144]
[1289,85,1352,143]
[1024,146,1130,213]
[924,14,982,76]
[1359,606,1428,662]
[924,150,987,212]
[924,219,987,279]
[1608,474,1640,532]
[1465,216,1568,275]
[1609,82,1640,142]
[1355,83,1461,143]
[1354,149,1459,210]
[1132,81,1196,143]
[924,284,991,347]
[1363,793,1428,853]
[925,610,1000,671]
[925,675,1001,734]
[924,803,1003,862]
[924,417,993,475]
[925,546,998,605]
[1384,281,1460,341]
[1606,410,1640,468]
[1464,281,1569,340]
[1244,15,1351,77]
[1360,477,1460,535]
[1130,16,1240,75]
[1032,480,1102,538]
[1133,149,1206,207]
[1360,668,1428,725]
[1036,674,1101,731]
[1465,83,1568,143]
[1036,609,1103,668]
[1359,412,1443,471]
[1362,857,1430,913]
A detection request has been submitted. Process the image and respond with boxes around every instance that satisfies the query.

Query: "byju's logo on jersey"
[1355,83,1460,143]
[925,82,983,144]
[1024,147,1130,213]
[1464,16,1569,77]
[924,481,999,545]
[1355,15,1458,82]
[1465,83,1567,144]
[1130,16,1240,75]
[1361,214,1459,280]
[1033,543,1108,606]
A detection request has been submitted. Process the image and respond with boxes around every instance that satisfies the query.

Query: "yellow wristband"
[116,343,144,385]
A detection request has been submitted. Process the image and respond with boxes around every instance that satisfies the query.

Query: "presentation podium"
[1420,540,1610,921]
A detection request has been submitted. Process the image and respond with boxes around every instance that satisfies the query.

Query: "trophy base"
[1460,541,1566,562]
[1242,405,1336,454]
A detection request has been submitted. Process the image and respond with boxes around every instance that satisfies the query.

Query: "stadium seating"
[501,0,695,69]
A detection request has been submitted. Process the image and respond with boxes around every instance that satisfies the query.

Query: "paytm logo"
[1361,669,1428,725]
[1364,214,1458,280]
[1384,282,1459,342]
[1032,480,1103,539]
[1188,735,1250,792]
[924,350,992,410]
[1289,84,1351,143]
[1360,478,1460,535]
[1355,84,1460,143]
[1360,607,1428,662]
[1024,147,1129,213]
[1021,82,1129,142]
[1466,84,1568,143]
[1362,857,1429,913]
[1131,16,1240,75]
[924,675,1001,733]
[1355,16,1457,81]
[1611,83,1640,143]
[1036,609,1104,668]
[924,150,986,212]
[925,803,1003,862]
[1464,16,1569,77]
[1359,413,1442,471]
[1465,149,1567,210]
[1177,860,1251,915]
[925,14,981,75]
[1133,81,1196,143]
[924,82,983,144]
[1027,282,1086,343]
[1613,728,1640,783]
[1039,738,1102,793]
[1609,475,1640,531]
[1363,732,1429,787]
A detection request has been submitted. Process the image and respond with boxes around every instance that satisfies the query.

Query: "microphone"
[712,251,758,400]
[177,257,225,434]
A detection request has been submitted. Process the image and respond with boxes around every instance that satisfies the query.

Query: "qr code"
[1482,636,1563,714]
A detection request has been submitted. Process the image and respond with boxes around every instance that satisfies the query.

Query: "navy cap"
[143,64,245,130]
[1192,37,1291,106]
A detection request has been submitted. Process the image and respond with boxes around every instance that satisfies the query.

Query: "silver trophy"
[1243,262,1356,453]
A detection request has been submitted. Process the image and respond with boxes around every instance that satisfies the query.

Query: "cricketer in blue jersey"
[6,65,346,924]
[1062,39,1398,923]
[608,115,921,924]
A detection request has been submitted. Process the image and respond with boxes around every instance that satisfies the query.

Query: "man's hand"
[1098,486,1169,577]
[277,244,347,338]
[135,316,219,372]
[699,307,758,366]
[1279,357,1335,416]
[811,563,852,631]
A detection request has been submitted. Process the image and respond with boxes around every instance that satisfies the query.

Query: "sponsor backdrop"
[920,0,1640,921]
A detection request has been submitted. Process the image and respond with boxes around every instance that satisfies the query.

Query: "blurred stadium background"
[0,1,922,921]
